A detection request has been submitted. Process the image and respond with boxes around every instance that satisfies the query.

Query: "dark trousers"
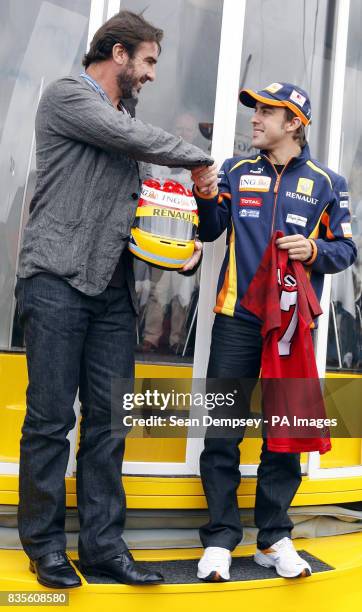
[199,314,302,551]
[15,273,136,564]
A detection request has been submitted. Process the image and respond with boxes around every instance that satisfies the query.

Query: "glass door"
[119,0,225,474]
[0,0,92,350]
[0,0,93,478]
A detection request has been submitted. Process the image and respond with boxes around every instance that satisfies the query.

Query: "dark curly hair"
[82,10,163,69]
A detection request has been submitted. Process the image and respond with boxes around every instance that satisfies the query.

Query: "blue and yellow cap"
[239,82,312,126]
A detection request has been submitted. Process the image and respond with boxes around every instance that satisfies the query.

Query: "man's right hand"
[191,162,218,195]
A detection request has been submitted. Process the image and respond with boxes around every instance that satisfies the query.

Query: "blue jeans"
[200,314,302,551]
[15,273,136,563]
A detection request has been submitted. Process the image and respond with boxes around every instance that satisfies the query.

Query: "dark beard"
[116,67,138,101]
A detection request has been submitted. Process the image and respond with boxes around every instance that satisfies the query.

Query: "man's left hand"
[180,239,203,272]
[276,234,312,261]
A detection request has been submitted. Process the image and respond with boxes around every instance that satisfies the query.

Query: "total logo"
[239,197,262,207]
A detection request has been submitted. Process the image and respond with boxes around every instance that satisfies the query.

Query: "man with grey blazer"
[16,10,217,589]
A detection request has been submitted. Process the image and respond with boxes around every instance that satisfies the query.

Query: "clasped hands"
[191,162,218,195]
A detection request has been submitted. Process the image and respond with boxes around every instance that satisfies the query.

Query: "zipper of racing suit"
[262,156,292,238]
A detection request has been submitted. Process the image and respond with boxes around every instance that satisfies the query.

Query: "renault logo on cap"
[264,82,283,93]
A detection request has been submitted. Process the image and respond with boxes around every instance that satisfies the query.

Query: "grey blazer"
[18,76,212,299]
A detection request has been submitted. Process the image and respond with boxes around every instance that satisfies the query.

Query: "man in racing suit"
[192,82,357,581]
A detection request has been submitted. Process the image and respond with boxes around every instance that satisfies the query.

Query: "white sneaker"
[254,537,312,578]
[197,547,232,582]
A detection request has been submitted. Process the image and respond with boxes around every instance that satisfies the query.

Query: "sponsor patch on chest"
[296,177,314,196]
[286,213,308,227]
[239,197,262,207]
[239,175,271,192]
[285,191,318,205]
[239,208,260,219]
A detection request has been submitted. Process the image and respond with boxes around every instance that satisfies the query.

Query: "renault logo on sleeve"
[239,175,271,192]
[296,177,314,196]
[341,222,352,237]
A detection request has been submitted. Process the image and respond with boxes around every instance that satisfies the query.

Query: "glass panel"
[327,0,362,372]
[235,0,336,161]
[0,0,92,349]
[125,364,193,465]
[119,0,224,364]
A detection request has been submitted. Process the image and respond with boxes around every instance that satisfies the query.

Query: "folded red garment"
[241,230,331,454]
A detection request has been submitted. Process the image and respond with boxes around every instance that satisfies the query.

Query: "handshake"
[191,162,218,196]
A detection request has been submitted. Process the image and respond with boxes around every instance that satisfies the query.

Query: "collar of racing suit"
[259,143,311,173]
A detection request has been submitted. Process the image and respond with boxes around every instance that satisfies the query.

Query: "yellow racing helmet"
[128,178,199,270]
